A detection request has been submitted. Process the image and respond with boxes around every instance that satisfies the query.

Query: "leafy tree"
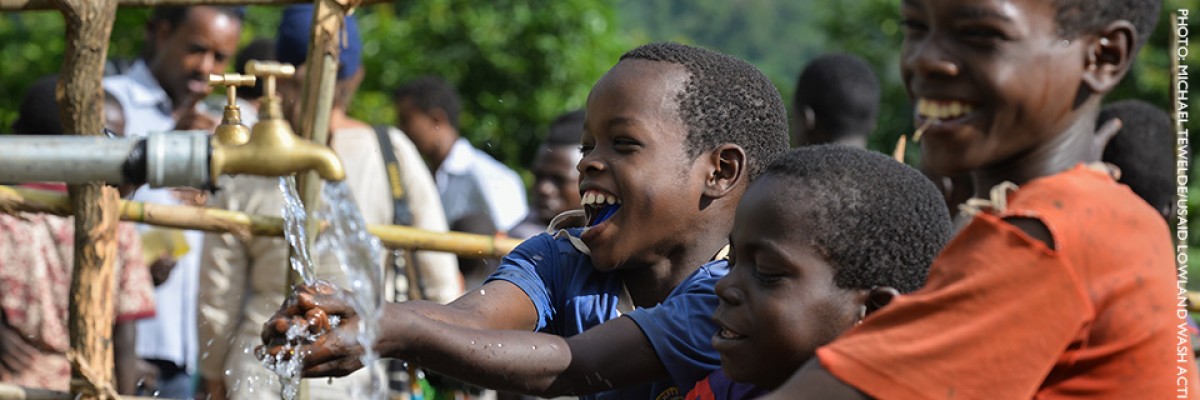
[351,0,630,172]
[2,1,630,180]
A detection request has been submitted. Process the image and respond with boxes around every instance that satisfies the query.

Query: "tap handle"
[208,73,257,87]
[245,60,295,99]
[245,60,296,78]
[208,73,257,106]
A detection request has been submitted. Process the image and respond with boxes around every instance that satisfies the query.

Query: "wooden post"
[291,0,350,286]
[53,0,119,398]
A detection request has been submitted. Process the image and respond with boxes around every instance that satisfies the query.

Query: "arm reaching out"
[262,280,669,397]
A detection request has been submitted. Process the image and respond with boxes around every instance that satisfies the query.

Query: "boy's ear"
[802,106,817,133]
[429,107,450,128]
[702,144,747,199]
[863,286,900,316]
[1082,20,1136,95]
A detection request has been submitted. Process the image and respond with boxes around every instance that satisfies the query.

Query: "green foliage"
[0,12,65,131]
[1,1,628,177]
[351,0,629,171]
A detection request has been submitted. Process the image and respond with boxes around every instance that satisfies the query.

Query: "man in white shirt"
[393,77,529,233]
[102,5,242,398]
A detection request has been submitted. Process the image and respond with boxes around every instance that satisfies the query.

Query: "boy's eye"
[900,18,928,34]
[751,268,784,285]
[960,27,1007,42]
[613,138,641,152]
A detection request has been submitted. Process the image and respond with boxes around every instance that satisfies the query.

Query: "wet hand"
[259,281,365,376]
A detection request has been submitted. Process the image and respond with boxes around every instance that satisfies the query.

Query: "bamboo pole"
[1,0,386,11]
[0,383,161,400]
[0,185,524,258]
[53,0,120,398]
[293,0,353,290]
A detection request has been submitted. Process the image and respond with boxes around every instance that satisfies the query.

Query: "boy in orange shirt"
[763,0,1198,398]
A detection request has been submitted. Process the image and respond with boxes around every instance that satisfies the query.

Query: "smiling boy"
[262,42,789,400]
[763,0,1197,399]
[686,146,952,400]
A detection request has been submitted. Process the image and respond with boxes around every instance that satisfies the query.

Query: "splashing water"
[280,177,316,284]
[261,178,384,399]
[313,181,386,400]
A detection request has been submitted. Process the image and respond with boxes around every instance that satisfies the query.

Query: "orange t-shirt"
[817,165,1199,399]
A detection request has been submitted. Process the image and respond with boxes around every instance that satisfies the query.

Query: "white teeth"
[581,190,621,207]
[917,98,974,120]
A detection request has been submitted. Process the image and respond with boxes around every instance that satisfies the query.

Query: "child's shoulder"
[991,163,1172,272]
[1009,163,1162,226]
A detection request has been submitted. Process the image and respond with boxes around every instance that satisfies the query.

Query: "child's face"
[902,0,1090,176]
[578,59,706,271]
[395,98,444,162]
[712,177,861,389]
[531,144,582,223]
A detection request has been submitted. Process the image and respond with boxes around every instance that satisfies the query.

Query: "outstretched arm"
[309,299,666,397]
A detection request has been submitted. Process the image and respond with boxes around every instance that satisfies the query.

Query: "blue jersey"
[487,229,727,400]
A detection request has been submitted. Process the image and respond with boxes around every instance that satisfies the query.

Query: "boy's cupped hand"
[259,281,368,377]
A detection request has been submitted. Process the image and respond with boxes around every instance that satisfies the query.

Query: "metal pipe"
[0,132,211,188]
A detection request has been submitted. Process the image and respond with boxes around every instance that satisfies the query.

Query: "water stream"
[313,181,386,400]
[258,177,385,400]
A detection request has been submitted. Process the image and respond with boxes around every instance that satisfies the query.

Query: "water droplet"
[531,345,537,350]
[470,340,476,345]
[479,289,486,296]
[225,369,232,376]
[497,343,503,348]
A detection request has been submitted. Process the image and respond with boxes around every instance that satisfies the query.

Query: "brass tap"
[210,61,346,182]
[208,73,256,146]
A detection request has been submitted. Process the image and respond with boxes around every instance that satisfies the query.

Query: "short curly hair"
[1099,100,1173,221]
[393,76,463,130]
[793,53,881,145]
[762,146,952,293]
[620,42,790,180]
[1054,0,1161,51]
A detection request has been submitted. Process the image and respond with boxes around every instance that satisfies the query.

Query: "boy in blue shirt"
[262,42,790,400]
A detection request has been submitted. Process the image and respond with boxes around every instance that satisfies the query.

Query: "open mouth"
[187,79,209,94]
[913,98,977,141]
[716,327,746,340]
[916,98,975,122]
[581,190,621,227]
